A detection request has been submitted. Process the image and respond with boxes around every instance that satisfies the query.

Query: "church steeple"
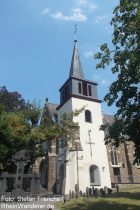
[57,31,100,110]
[69,40,84,79]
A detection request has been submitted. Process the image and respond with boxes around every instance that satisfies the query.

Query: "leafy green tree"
[44,107,85,150]
[0,86,41,126]
[0,87,44,171]
[0,111,30,171]
[0,86,26,112]
[40,99,85,149]
[25,100,42,127]
[0,87,84,171]
[57,107,85,146]
[95,0,140,162]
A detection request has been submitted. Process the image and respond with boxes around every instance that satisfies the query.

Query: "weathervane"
[74,24,78,41]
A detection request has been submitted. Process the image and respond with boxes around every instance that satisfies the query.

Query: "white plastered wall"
[57,97,111,194]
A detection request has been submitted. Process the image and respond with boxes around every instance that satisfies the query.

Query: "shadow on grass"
[110,191,140,200]
[60,199,140,210]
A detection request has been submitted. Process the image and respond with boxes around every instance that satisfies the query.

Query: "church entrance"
[90,165,101,186]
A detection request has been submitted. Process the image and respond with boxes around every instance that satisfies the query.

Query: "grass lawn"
[56,187,140,210]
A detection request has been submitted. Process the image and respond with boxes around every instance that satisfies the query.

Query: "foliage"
[0,87,44,171]
[0,111,30,170]
[0,86,84,171]
[0,86,41,127]
[95,0,140,162]
[25,100,41,127]
[46,106,85,147]
[0,86,26,112]
[0,109,47,171]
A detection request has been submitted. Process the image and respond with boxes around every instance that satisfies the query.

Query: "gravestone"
[86,186,89,197]
[0,150,41,197]
[92,187,94,195]
[11,150,32,196]
[0,172,7,195]
[104,186,108,195]
[69,190,72,198]
[89,188,92,196]
[100,188,105,197]
[97,189,101,197]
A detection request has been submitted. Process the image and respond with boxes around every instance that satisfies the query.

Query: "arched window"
[111,148,118,165]
[85,110,92,123]
[90,165,100,186]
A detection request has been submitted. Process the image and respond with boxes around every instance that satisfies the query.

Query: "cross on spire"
[74,24,78,42]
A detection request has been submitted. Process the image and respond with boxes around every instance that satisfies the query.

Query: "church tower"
[57,36,111,194]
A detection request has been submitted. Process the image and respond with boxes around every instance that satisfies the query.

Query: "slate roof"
[40,100,54,126]
[47,103,58,117]
[69,40,84,79]
[103,113,114,125]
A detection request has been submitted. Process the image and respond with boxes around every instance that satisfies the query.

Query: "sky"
[0,0,119,115]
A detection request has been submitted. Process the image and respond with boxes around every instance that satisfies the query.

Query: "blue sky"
[0,0,119,114]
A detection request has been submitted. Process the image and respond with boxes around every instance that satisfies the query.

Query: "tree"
[0,86,41,126]
[0,87,44,171]
[58,107,85,146]
[95,0,140,162]
[44,107,85,149]
[0,87,84,171]
[0,86,26,112]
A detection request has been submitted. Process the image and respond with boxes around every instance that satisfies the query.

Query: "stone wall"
[47,139,57,193]
[47,156,56,193]
[106,142,140,186]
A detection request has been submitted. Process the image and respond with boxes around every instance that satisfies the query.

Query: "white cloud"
[84,50,94,58]
[93,75,111,86]
[77,0,98,11]
[42,8,50,15]
[100,79,110,86]
[42,1,97,21]
[95,14,109,23]
[51,8,87,22]
[78,0,88,5]
[89,3,98,11]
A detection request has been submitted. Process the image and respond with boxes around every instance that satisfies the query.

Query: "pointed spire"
[69,26,84,79]
[40,98,54,127]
